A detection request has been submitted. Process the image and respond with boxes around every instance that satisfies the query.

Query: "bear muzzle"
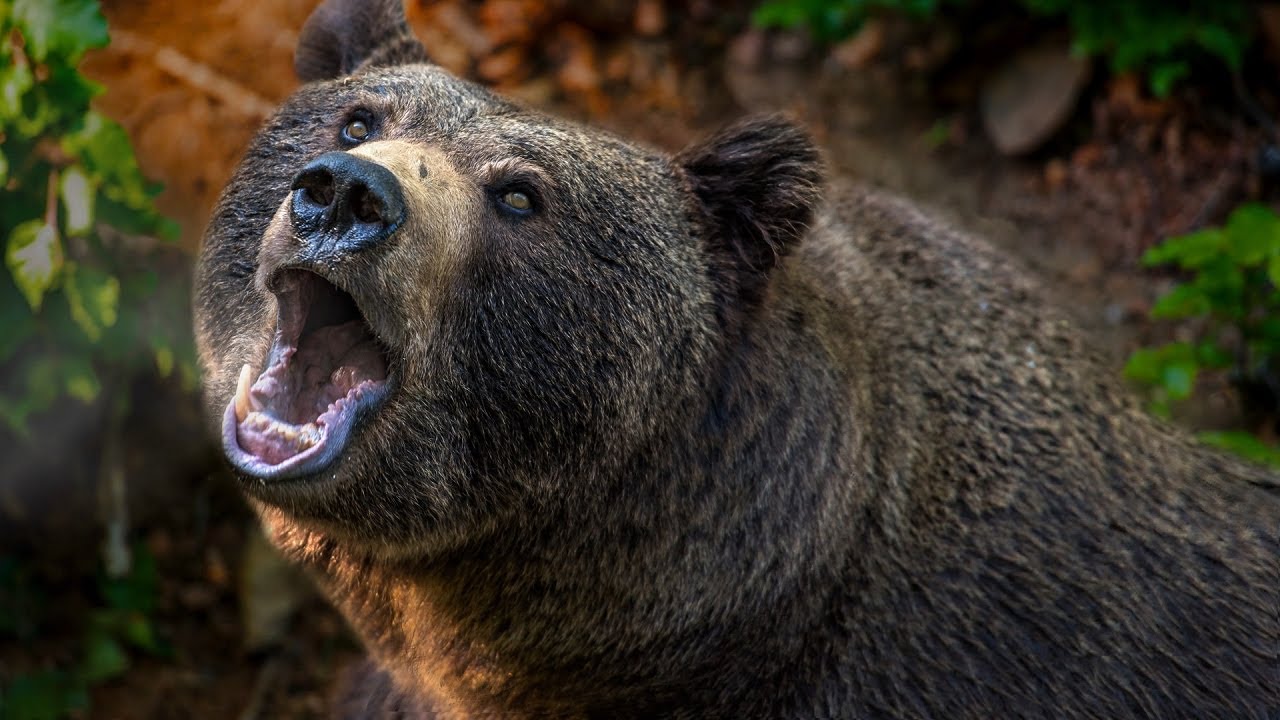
[222,268,391,481]
[290,151,406,261]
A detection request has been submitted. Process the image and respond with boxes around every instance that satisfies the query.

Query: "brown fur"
[194,1,1280,717]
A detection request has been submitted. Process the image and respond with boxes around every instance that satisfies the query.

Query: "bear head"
[195,0,824,556]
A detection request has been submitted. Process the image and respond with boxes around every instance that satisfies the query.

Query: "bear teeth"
[235,363,253,422]
[243,410,323,449]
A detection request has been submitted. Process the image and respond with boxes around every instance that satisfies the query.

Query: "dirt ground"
[2,2,1277,718]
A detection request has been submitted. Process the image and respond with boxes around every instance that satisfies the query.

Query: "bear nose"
[290,151,405,255]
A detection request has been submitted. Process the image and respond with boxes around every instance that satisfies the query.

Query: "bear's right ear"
[294,0,428,83]
[677,115,824,313]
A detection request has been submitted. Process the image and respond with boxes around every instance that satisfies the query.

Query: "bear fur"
[194,0,1280,717]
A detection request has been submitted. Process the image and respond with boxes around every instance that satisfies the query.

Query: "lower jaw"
[220,383,389,481]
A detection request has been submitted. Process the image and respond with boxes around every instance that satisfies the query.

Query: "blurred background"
[2,0,1279,717]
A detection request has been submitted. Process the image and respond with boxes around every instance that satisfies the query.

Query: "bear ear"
[294,0,428,83]
[677,115,824,311]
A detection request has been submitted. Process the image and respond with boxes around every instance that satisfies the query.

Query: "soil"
[3,3,1278,719]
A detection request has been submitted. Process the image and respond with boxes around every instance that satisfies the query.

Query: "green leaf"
[1224,203,1280,265]
[1194,23,1244,70]
[122,613,157,651]
[1123,348,1159,385]
[62,113,153,210]
[1266,254,1280,290]
[1124,342,1191,385]
[1198,431,1280,468]
[0,279,36,362]
[12,0,109,63]
[1143,228,1223,269]
[60,165,95,236]
[1148,61,1187,98]
[1257,316,1280,350]
[1124,341,1200,400]
[153,342,174,378]
[5,219,64,310]
[101,546,158,615]
[63,262,119,341]
[0,61,34,125]
[1161,362,1196,399]
[0,670,82,720]
[1195,342,1233,369]
[35,63,102,134]
[0,147,8,186]
[61,354,100,403]
[80,631,128,682]
[1149,283,1211,320]
[0,358,62,434]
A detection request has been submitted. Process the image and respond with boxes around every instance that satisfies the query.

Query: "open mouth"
[222,269,390,480]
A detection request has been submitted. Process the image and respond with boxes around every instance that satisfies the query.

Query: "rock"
[980,39,1091,156]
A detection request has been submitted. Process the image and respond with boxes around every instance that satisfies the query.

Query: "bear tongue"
[258,320,385,423]
[234,320,387,464]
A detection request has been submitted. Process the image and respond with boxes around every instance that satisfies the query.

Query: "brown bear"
[194,0,1280,717]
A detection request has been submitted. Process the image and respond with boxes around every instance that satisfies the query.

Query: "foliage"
[0,0,192,436]
[1124,203,1280,467]
[752,0,957,43]
[752,0,1254,95]
[1023,0,1249,96]
[0,548,166,720]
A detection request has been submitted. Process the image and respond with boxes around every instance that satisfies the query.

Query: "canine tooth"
[235,364,253,422]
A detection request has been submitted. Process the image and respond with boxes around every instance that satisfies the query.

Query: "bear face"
[195,0,821,554]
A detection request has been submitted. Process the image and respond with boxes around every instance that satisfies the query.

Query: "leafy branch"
[0,0,190,434]
[1125,204,1280,467]
[752,0,1253,95]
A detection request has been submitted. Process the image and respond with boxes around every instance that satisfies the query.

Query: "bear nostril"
[295,167,336,208]
[308,182,335,208]
[351,185,384,225]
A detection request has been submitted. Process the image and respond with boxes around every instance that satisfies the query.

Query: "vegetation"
[1,0,187,715]
[0,548,164,720]
[752,0,1254,95]
[755,0,1280,466]
[1125,204,1280,467]
[0,0,191,438]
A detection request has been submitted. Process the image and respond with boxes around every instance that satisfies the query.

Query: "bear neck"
[264,278,879,716]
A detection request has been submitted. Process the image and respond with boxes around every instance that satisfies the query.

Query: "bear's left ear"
[677,116,824,310]
[294,0,428,83]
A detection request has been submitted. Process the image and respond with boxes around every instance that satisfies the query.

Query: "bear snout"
[290,151,406,260]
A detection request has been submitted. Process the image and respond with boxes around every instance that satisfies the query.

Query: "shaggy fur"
[194,0,1280,717]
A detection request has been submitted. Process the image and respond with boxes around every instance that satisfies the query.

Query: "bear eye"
[342,117,371,144]
[499,190,534,214]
